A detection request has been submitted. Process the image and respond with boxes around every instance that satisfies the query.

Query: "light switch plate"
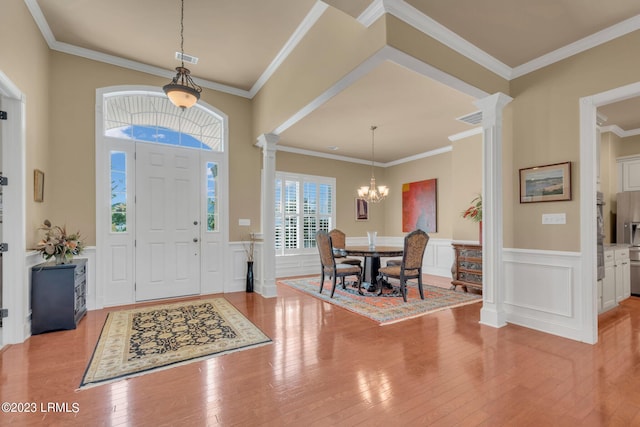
[238,218,251,226]
[542,213,566,224]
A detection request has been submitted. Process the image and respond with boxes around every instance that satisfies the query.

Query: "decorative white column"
[256,133,279,298]
[474,93,512,328]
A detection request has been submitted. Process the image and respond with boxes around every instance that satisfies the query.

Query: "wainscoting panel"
[229,242,261,293]
[503,249,583,341]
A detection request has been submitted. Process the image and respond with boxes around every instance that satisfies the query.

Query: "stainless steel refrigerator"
[616,191,640,295]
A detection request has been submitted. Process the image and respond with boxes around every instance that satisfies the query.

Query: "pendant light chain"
[180,0,185,69]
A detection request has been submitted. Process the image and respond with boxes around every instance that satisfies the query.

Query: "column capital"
[474,92,513,125]
[256,133,279,150]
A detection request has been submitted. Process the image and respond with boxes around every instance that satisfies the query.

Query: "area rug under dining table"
[79,298,271,389]
[279,277,482,325]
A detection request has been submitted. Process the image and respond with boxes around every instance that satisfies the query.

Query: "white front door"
[135,143,201,301]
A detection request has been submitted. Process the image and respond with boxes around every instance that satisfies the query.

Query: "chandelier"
[163,0,202,110]
[357,125,389,203]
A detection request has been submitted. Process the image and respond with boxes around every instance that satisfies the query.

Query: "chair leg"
[400,274,408,302]
[341,276,346,289]
[319,271,325,293]
[330,275,338,298]
[418,271,424,300]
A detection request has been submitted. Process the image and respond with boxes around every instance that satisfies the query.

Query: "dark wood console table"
[451,243,482,292]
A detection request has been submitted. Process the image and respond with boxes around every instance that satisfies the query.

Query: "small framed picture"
[519,162,571,203]
[355,198,369,221]
[34,169,45,202]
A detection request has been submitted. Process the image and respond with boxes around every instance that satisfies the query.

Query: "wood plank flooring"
[2,276,640,426]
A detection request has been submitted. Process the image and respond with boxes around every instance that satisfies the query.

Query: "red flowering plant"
[461,195,482,223]
[36,219,85,264]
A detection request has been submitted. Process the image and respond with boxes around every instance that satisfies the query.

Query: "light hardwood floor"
[2,276,640,426]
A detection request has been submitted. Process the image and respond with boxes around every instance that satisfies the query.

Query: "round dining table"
[342,245,403,293]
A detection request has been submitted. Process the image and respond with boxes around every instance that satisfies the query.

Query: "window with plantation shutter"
[275,172,335,256]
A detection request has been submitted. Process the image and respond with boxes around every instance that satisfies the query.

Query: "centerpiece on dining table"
[36,219,85,265]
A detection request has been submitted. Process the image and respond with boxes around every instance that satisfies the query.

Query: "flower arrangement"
[462,195,482,223]
[36,219,85,264]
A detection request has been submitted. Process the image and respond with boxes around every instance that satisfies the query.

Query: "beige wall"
[451,134,483,241]
[0,0,52,246]
[47,52,256,246]
[614,134,640,158]
[510,30,640,251]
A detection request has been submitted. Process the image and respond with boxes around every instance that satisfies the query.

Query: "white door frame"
[95,85,229,307]
[579,81,640,344]
[0,71,27,345]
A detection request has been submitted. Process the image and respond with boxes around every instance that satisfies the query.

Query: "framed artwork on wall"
[519,162,571,203]
[402,178,437,232]
[34,169,44,202]
[355,198,368,221]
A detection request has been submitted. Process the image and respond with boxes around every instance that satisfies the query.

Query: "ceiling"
[30,0,640,163]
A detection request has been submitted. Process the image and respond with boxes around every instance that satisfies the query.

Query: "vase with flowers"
[36,219,85,264]
[461,195,483,244]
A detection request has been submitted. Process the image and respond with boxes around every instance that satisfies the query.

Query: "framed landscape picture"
[519,162,571,203]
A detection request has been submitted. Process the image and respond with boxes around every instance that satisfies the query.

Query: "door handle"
[193,238,199,243]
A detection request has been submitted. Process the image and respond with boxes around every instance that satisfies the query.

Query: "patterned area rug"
[79,298,271,389]
[280,277,482,325]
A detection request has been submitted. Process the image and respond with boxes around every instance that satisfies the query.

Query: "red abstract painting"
[402,179,437,232]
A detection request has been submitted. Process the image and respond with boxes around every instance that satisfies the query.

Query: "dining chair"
[316,231,362,298]
[328,229,362,267]
[377,229,429,302]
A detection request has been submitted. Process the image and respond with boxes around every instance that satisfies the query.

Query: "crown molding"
[276,143,452,168]
[448,127,483,141]
[383,145,452,167]
[600,124,640,138]
[276,145,374,166]
[512,14,640,78]
[249,1,328,98]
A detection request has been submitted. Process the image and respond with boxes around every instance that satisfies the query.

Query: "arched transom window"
[104,92,223,151]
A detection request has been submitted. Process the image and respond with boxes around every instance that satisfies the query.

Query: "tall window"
[275,172,335,255]
[110,151,127,232]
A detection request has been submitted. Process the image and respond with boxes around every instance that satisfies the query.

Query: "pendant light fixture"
[163,0,202,110]
[357,125,389,203]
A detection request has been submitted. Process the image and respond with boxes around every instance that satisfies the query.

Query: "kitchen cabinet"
[614,246,630,302]
[601,246,631,314]
[617,155,640,192]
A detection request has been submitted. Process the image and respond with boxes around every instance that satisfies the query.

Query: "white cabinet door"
[614,247,630,303]
[603,250,616,311]
[622,260,631,299]
[619,157,640,192]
